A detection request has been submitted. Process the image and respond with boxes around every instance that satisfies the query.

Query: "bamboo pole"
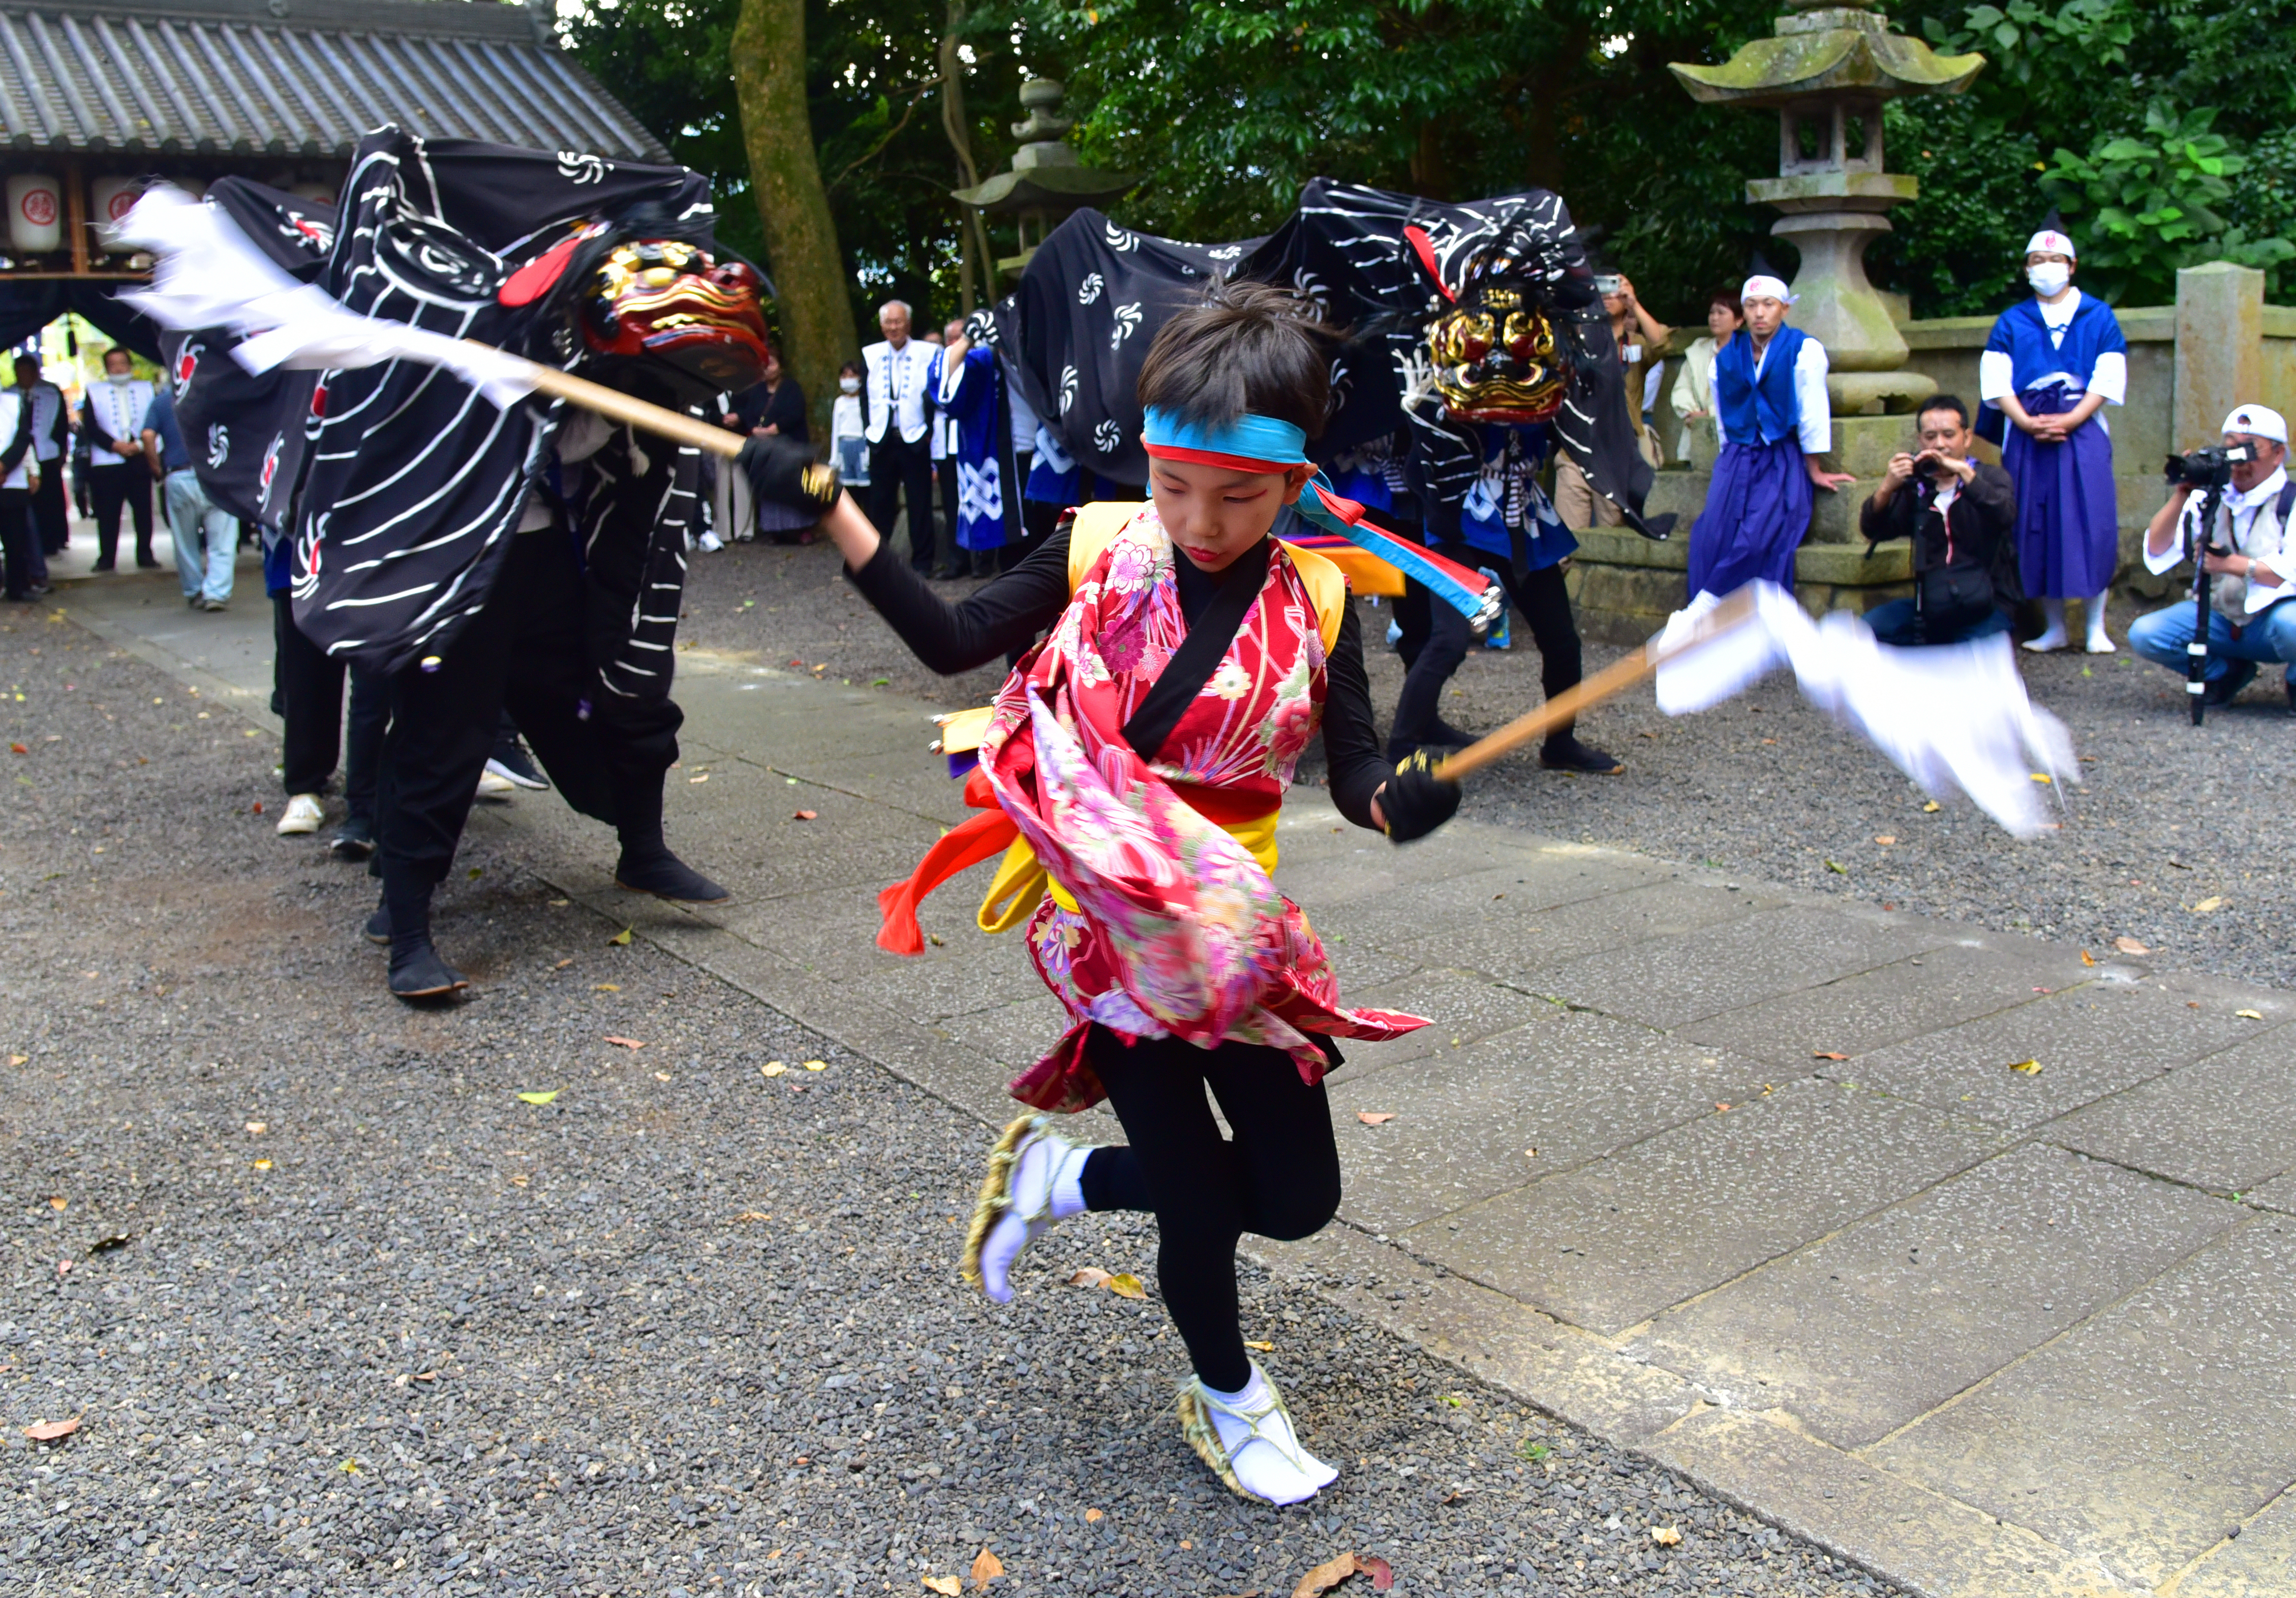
[1434,589,1758,781]
[503,354,748,460]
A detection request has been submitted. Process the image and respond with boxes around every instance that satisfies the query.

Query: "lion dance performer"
[777,283,1460,1504]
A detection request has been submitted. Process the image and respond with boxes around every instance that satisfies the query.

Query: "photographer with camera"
[1857,395,2019,645]
[2126,405,2296,709]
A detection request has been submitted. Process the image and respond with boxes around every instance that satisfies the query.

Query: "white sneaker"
[1178,1363,1340,1505]
[475,769,516,800]
[275,793,325,835]
[962,1114,1090,1304]
[696,528,725,553]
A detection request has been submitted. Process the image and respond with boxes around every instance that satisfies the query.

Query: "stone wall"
[1567,262,2296,643]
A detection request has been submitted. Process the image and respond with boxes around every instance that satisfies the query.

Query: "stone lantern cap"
[952,79,1136,216]
[1669,1,1983,110]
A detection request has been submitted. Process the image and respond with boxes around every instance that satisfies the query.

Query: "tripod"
[2184,480,2230,726]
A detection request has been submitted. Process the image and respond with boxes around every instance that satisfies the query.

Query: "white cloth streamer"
[1655,584,2078,838]
[114,185,538,409]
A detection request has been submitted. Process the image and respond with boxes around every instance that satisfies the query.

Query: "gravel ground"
[681,538,2296,990]
[0,618,1905,1594]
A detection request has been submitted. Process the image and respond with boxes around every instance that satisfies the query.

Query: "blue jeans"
[165,468,237,602]
[1864,598,2011,647]
[2126,598,2296,691]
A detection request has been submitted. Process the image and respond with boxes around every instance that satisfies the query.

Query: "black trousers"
[87,466,154,567]
[1078,1026,1341,1393]
[0,489,31,599]
[376,528,682,893]
[866,434,939,574]
[936,455,962,570]
[1390,546,1584,759]
[28,470,66,554]
[273,592,389,816]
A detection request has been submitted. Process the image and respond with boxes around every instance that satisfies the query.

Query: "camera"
[1593,274,1624,295]
[2164,442,2257,490]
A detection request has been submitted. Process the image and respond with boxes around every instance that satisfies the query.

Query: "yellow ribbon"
[975,810,1282,932]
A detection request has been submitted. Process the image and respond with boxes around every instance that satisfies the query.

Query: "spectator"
[929,318,965,578]
[80,346,158,571]
[748,349,812,544]
[1857,395,2018,645]
[1979,220,2125,654]
[0,377,36,601]
[861,299,939,576]
[14,355,67,586]
[928,315,1025,579]
[2127,404,2296,708]
[1670,288,1742,463]
[1556,270,1669,529]
[1685,273,1856,602]
[830,361,868,487]
[143,385,238,610]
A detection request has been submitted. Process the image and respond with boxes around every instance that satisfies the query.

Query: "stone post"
[2172,261,2265,450]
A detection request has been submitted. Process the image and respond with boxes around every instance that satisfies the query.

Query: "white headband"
[1740,274,1796,306]
[2025,229,2076,259]
[2223,404,2289,445]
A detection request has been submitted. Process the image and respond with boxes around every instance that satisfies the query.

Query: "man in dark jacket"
[1859,394,2019,645]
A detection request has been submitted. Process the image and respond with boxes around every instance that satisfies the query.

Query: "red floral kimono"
[880,505,1426,1112]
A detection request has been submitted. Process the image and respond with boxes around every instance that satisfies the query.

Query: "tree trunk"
[938,0,997,314]
[730,0,859,445]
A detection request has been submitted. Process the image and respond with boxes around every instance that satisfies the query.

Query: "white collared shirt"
[862,338,934,446]
[2146,464,2293,616]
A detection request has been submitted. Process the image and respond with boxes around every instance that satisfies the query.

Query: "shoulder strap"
[1120,539,1272,762]
[2277,478,2295,523]
[1279,539,1349,652]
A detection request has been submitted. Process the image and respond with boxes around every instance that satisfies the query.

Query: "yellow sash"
[976,810,1280,931]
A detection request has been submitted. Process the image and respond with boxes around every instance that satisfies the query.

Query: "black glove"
[740,435,840,514]
[1380,749,1461,843]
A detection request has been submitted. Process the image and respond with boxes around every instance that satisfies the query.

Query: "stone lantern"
[952,79,1137,281]
[1671,0,1983,413]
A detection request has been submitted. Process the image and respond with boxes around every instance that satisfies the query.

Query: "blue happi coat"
[1980,294,2125,598]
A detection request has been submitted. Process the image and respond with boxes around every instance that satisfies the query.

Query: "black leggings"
[1077,1026,1340,1392]
[1391,546,1584,757]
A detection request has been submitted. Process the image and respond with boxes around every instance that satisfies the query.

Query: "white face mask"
[2028,262,2071,297]
[839,376,861,394]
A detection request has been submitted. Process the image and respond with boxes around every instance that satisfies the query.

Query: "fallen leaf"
[733,1211,771,1222]
[467,866,483,880]
[803,1059,826,1071]
[792,808,818,821]
[608,927,633,946]
[923,1578,961,1596]
[653,1071,672,1082]
[2031,772,2052,785]
[1361,1555,1395,1590]
[1922,800,1941,812]
[1760,737,1778,745]
[1085,1507,1104,1523]
[1068,1268,1114,1288]
[594,983,621,991]
[2113,936,2150,955]
[23,1417,81,1442]
[2080,949,2096,967]
[971,1548,1004,1584]
[7,1054,23,1066]
[549,898,570,907]
[1356,1111,1396,1126]
[761,1061,787,1077]
[54,1259,72,1277]
[244,1121,266,1135]
[554,958,573,970]
[1292,1551,1393,1596]
[1813,1051,1848,1062]
[2009,1059,2042,1075]
[8,743,23,755]
[1245,1339,1275,1352]
[2192,896,2224,914]
[1873,835,1896,846]
[2237,1009,2264,1020]
[251,1158,272,1170]
[516,1091,561,1105]
[1650,1526,1682,1547]
[46,1195,65,1211]
[1106,1272,1147,1300]
[604,1036,647,1050]
[1714,1102,1731,1112]
[1824,859,1847,875]
[86,1234,133,1256]
[688,773,710,784]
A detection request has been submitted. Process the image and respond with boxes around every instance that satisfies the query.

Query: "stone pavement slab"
[57,564,2296,1598]
[1629,1142,2240,1450]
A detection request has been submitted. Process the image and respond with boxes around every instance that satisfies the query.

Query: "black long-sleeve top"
[846,527,1390,830]
[1858,459,2020,604]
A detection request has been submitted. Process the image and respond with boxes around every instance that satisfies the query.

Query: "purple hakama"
[2003,382,2118,598]
[1688,438,1813,599]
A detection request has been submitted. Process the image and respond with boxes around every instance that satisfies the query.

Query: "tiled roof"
[0,0,665,160]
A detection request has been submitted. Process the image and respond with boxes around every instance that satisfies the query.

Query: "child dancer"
[790,282,1460,1505]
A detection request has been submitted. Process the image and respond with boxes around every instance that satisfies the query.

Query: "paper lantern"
[90,177,144,250]
[7,173,61,253]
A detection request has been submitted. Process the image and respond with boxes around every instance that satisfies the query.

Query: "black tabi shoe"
[331,816,377,862]
[1429,718,1484,749]
[485,738,549,791]
[388,937,468,1000]
[1539,735,1624,775]
[614,849,732,905]
[362,895,392,945]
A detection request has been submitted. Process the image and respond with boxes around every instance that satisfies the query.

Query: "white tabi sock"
[977,1133,1091,1304]
[1198,1365,1339,1506]
[2084,589,2115,652]
[2024,597,2069,652]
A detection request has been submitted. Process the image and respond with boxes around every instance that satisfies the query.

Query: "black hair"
[839,360,862,378]
[1916,393,1971,428]
[1706,286,1744,319]
[1135,278,1347,440]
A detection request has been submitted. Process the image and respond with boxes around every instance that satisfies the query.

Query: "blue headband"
[1140,406,1311,468]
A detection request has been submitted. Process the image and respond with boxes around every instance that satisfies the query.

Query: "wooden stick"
[469,345,748,460]
[1434,589,1759,781]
